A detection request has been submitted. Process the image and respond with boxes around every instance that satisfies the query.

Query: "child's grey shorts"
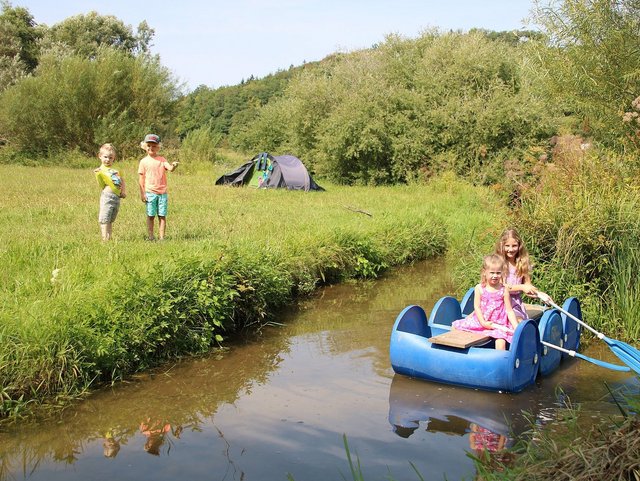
[99,189,121,224]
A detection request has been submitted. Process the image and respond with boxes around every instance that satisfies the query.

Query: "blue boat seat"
[395,305,431,338]
[460,287,475,316]
[560,297,582,357]
[428,296,462,330]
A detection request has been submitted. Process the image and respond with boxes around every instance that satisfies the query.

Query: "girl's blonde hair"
[99,143,116,158]
[495,228,532,278]
[480,254,506,286]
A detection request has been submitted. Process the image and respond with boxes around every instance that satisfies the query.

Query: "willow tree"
[528,0,640,147]
[0,2,42,91]
[40,11,154,58]
[0,47,178,156]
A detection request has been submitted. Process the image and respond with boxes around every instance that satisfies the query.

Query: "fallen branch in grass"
[343,205,372,217]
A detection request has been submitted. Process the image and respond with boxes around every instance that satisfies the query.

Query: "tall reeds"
[516,145,640,339]
[609,246,640,340]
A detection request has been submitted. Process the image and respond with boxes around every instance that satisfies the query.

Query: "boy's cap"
[144,134,160,144]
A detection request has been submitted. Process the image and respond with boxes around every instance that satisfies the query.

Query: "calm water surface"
[1,259,637,481]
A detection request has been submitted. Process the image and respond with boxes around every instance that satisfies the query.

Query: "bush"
[179,124,221,166]
[0,47,179,158]
[231,31,557,185]
[528,0,640,149]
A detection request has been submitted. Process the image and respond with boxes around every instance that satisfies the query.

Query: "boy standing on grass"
[138,134,179,241]
[94,143,126,241]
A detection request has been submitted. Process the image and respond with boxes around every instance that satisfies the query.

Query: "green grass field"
[0,161,503,418]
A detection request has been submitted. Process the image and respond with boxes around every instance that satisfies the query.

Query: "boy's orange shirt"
[138,155,170,194]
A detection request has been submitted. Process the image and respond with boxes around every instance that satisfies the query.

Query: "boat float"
[389,288,582,393]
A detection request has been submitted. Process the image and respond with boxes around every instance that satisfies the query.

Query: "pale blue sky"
[18,0,536,91]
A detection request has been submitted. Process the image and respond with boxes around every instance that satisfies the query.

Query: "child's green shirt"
[95,165,123,197]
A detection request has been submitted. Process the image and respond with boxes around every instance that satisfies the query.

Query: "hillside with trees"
[174,62,315,140]
[2,1,639,178]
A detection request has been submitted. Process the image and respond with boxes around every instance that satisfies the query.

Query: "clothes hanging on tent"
[215,152,324,191]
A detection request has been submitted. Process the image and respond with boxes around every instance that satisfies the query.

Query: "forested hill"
[2,1,638,189]
[174,57,329,140]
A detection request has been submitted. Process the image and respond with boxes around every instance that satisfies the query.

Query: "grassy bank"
[473,394,640,481]
[0,162,503,419]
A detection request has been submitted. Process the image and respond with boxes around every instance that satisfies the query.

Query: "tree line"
[1,0,639,184]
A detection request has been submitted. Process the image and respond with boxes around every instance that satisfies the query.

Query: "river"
[0,259,637,481]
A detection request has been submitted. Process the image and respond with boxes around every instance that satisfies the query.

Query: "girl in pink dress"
[452,254,519,350]
[495,229,540,321]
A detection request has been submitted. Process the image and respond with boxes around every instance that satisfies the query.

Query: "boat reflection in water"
[387,374,542,447]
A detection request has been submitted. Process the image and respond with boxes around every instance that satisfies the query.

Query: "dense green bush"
[85,257,240,375]
[179,124,221,165]
[0,47,178,158]
[230,31,557,185]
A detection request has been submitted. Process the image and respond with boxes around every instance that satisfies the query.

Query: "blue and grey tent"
[215,152,324,191]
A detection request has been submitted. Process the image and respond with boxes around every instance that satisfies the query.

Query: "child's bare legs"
[100,222,112,241]
[495,339,506,350]
[146,216,156,240]
[158,216,166,240]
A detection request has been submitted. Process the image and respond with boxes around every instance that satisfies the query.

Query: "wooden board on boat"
[428,330,491,349]
[525,303,546,320]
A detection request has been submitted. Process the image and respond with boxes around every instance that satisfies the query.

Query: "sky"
[18,0,536,92]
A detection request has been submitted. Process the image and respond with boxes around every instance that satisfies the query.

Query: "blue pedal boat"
[389,292,582,393]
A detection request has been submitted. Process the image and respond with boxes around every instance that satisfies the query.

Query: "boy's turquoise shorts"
[146,192,168,217]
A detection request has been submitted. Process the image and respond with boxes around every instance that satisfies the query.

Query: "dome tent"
[215,152,324,191]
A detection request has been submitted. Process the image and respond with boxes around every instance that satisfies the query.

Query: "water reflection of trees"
[0,331,290,480]
[285,258,453,378]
